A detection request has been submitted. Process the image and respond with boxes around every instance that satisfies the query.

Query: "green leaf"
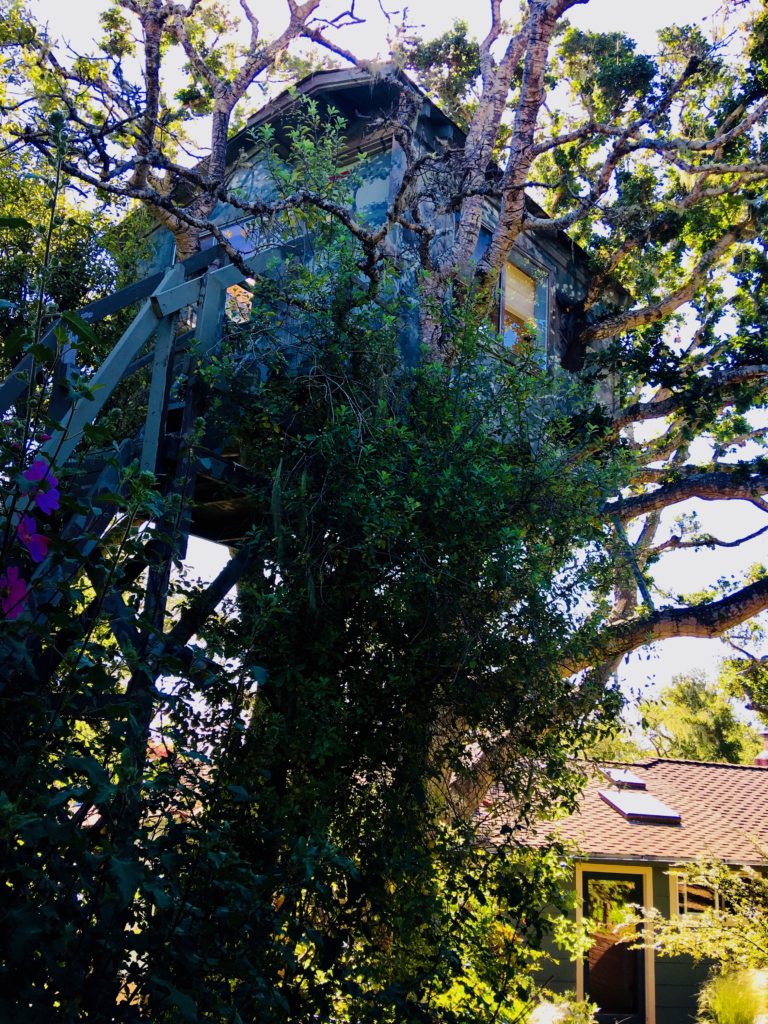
[0,215,36,232]
[24,342,54,361]
[160,983,198,1021]
[142,878,172,911]
[2,324,30,358]
[60,310,99,348]
[109,855,144,906]
[46,787,82,810]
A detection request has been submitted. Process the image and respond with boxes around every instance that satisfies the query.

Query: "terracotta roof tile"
[503,759,768,865]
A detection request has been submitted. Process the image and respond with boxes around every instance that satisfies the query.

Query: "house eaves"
[224,65,590,263]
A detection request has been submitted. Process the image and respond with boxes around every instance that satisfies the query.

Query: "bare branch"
[651,522,768,555]
[300,25,363,68]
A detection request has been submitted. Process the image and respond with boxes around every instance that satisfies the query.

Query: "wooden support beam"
[148,261,244,318]
[195,275,229,358]
[168,543,256,649]
[140,312,177,474]
[40,265,184,470]
[0,360,32,416]
[0,246,225,415]
[24,537,163,693]
[151,277,203,317]
[209,262,246,292]
[47,332,79,424]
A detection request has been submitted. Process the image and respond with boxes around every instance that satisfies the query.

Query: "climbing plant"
[0,105,625,1021]
[3,0,768,1020]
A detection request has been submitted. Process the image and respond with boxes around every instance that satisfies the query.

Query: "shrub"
[698,970,768,1024]
[529,993,598,1024]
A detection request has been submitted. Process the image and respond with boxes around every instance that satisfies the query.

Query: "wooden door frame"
[575,861,656,1024]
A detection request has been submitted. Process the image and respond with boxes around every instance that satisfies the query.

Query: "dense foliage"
[0,110,625,1021]
[636,672,762,763]
[639,859,768,972]
[3,0,768,1019]
[590,669,762,764]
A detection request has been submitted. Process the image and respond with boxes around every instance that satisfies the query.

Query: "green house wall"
[538,861,712,1024]
[650,864,711,1024]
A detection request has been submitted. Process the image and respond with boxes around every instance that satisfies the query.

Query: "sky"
[28,0,766,711]
[31,0,730,59]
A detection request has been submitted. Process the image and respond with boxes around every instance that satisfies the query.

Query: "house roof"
[506,759,768,866]
[227,65,560,228]
[226,66,605,277]
[240,64,455,141]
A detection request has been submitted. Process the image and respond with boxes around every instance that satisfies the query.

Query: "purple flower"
[0,566,28,619]
[18,515,49,564]
[23,459,60,515]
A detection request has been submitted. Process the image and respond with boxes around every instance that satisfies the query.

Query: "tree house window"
[225,283,253,323]
[502,261,536,346]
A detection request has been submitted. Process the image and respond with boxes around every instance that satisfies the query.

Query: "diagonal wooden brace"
[40,264,185,470]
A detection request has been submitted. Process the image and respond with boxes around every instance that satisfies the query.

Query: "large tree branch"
[583,219,756,343]
[611,465,768,520]
[525,57,705,237]
[444,21,532,275]
[127,4,170,191]
[455,525,768,811]
[612,364,768,433]
[582,173,763,311]
[527,78,766,206]
[643,96,768,154]
[473,1,587,278]
[564,577,768,675]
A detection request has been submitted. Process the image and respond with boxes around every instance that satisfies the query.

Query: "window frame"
[497,250,551,360]
[668,870,721,920]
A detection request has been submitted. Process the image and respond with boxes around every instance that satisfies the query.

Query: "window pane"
[679,881,717,914]
[200,220,261,256]
[225,283,253,323]
[504,262,535,327]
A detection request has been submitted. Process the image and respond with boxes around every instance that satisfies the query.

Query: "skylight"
[601,768,646,790]
[599,789,681,825]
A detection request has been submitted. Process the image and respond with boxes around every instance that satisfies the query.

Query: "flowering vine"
[23,459,60,515]
[0,566,29,620]
[18,515,49,563]
[1,458,61,620]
